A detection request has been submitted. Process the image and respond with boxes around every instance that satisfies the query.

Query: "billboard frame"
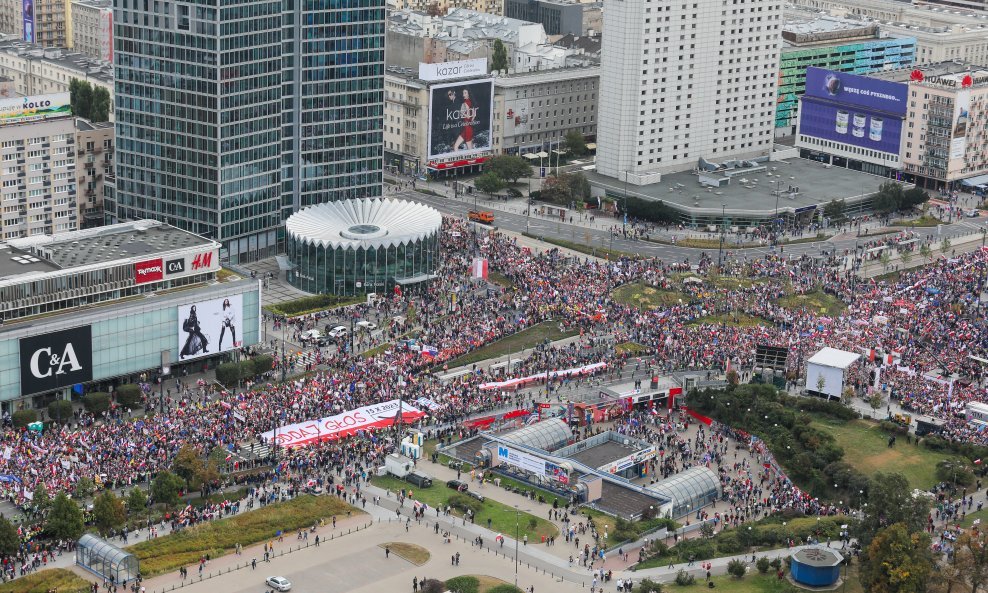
[427,78,494,162]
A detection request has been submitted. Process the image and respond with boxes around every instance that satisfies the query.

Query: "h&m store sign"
[133,250,219,285]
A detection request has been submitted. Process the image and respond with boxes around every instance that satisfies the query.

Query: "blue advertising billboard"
[804,67,908,116]
[800,98,903,154]
[22,0,33,42]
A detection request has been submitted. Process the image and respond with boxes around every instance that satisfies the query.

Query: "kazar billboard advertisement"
[177,294,243,360]
[804,67,908,116]
[427,79,493,161]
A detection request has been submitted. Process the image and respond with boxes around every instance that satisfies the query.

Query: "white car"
[299,329,323,342]
[326,325,348,338]
[266,576,292,592]
[356,320,378,331]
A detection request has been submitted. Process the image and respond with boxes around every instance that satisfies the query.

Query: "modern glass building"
[285,198,441,295]
[111,0,385,264]
[646,466,721,518]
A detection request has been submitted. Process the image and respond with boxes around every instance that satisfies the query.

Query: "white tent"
[806,347,861,399]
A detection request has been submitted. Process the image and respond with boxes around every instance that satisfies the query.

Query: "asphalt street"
[399,187,988,264]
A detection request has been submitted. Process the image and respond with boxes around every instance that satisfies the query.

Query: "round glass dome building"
[286,198,443,296]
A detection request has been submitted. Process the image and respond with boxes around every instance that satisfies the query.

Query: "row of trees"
[69,79,111,123]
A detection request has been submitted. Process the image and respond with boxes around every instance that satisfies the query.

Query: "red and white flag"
[471,257,489,280]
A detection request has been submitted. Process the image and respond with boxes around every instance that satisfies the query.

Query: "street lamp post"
[514,505,520,588]
[718,204,726,269]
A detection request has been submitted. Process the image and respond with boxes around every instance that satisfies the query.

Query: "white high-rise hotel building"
[596,0,783,184]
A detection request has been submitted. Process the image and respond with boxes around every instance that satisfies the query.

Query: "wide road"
[399,188,988,264]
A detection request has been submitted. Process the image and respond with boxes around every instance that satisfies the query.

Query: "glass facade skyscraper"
[111,0,384,263]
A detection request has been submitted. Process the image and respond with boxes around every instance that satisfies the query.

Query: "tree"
[171,444,205,488]
[486,155,532,184]
[491,39,508,73]
[115,384,143,410]
[920,243,933,263]
[868,391,885,414]
[126,488,148,515]
[12,409,37,428]
[0,517,18,556]
[90,86,111,123]
[699,522,715,538]
[727,558,747,579]
[857,472,930,547]
[474,171,506,196]
[860,523,932,593]
[46,492,85,540]
[563,130,588,157]
[151,470,184,507]
[539,174,572,205]
[92,491,126,536]
[47,399,73,424]
[841,386,855,407]
[74,477,96,501]
[32,483,51,514]
[902,187,929,210]
[941,237,952,256]
[215,362,243,388]
[823,199,847,223]
[83,392,111,416]
[755,556,771,574]
[900,248,913,266]
[872,181,906,214]
[69,79,93,120]
[949,529,988,593]
[880,251,891,271]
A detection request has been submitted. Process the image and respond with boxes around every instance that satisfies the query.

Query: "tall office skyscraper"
[112,0,384,263]
[596,0,782,185]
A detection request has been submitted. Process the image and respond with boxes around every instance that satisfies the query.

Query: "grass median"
[686,313,769,328]
[128,494,358,577]
[775,290,847,316]
[612,282,689,309]
[0,569,90,593]
[370,474,558,542]
[521,232,634,260]
[443,320,578,368]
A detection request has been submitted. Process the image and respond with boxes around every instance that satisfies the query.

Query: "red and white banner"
[478,362,607,391]
[471,257,489,280]
[260,399,426,448]
[134,258,164,284]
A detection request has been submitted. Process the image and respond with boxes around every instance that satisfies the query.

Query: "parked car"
[406,471,433,488]
[467,490,485,503]
[326,325,348,339]
[446,479,468,492]
[266,577,292,592]
[356,320,378,331]
[299,329,323,342]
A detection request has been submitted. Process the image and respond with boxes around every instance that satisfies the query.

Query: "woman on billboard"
[218,298,237,350]
[453,88,476,152]
[180,305,209,359]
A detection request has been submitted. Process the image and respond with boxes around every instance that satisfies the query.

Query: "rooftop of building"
[869,59,988,81]
[587,157,889,217]
[389,8,545,44]
[385,62,598,85]
[70,0,112,8]
[0,220,216,282]
[553,33,601,55]
[784,3,988,36]
[564,440,638,469]
[0,36,112,85]
[75,118,114,132]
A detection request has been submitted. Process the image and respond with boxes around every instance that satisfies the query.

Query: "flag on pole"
[420,344,439,359]
[471,257,489,280]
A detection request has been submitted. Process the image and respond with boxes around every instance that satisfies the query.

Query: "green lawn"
[444,320,578,368]
[633,570,862,593]
[813,418,958,489]
[891,215,943,227]
[616,341,649,355]
[128,494,358,576]
[687,313,769,328]
[612,283,689,309]
[960,507,988,528]
[264,294,365,317]
[370,474,558,542]
[488,270,514,289]
[775,290,847,317]
[361,342,393,359]
[0,569,91,593]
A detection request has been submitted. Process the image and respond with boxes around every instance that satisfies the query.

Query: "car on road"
[446,479,468,492]
[966,209,981,218]
[356,320,378,331]
[266,576,292,592]
[299,329,323,342]
[326,325,348,339]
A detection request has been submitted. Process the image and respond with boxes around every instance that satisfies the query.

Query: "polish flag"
[471,257,489,280]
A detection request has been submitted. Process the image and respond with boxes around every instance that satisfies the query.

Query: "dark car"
[467,490,485,503]
[446,479,468,492]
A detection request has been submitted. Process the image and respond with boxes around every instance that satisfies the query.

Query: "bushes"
[756,556,771,574]
[82,392,110,416]
[216,360,259,387]
[266,294,362,317]
[623,195,678,224]
[674,569,695,586]
[672,538,716,562]
[444,576,479,593]
[115,384,143,409]
[252,354,274,374]
[727,558,747,578]
[639,578,664,593]
[46,400,73,423]
[936,460,975,486]
[11,410,36,428]
[419,579,446,593]
[447,493,482,515]
[879,420,910,435]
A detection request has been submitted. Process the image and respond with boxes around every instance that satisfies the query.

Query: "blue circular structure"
[790,547,843,588]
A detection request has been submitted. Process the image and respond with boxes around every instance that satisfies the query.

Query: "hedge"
[12,410,37,428]
[444,576,479,593]
[115,384,143,410]
[82,392,111,416]
[265,294,363,317]
[252,354,274,374]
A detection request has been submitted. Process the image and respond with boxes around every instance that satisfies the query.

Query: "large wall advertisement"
[427,79,494,161]
[799,67,908,154]
[22,0,33,43]
[0,93,71,126]
[99,9,113,62]
[504,98,530,136]
[177,294,243,361]
[20,327,93,397]
[951,89,971,159]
